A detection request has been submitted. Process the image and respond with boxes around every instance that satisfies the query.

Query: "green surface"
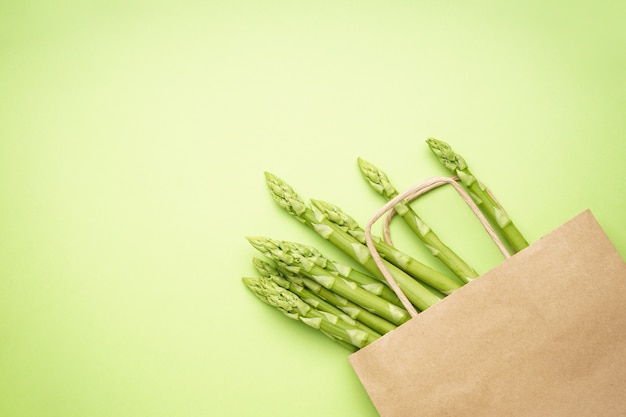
[1,1,625,416]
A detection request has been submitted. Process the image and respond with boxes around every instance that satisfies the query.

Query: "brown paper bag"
[349,209,626,416]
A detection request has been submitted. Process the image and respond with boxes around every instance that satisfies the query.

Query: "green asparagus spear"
[357,157,479,283]
[426,138,529,252]
[311,199,465,292]
[265,172,442,311]
[253,235,401,305]
[247,236,411,326]
[252,257,383,338]
[267,260,398,335]
[242,277,378,349]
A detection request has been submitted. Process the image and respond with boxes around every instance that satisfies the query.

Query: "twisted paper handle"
[364,176,513,317]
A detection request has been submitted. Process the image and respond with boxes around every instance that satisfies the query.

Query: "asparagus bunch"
[242,139,529,352]
[252,257,395,335]
[426,138,529,252]
[254,237,401,306]
[247,236,411,326]
[357,157,479,283]
[264,172,444,310]
[242,276,378,350]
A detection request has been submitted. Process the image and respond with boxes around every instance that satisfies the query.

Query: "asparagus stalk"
[267,260,398,335]
[265,172,443,311]
[311,199,465,293]
[255,235,401,306]
[252,257,383,338]
[324,259,403,306]
[426,138,529,252]
[242,277,378,350]
[247,236,411,326]
[357,157,479,283]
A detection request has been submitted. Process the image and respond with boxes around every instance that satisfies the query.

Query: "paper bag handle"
[364,176,513,317]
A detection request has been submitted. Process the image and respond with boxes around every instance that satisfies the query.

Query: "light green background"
[1,1,625,416]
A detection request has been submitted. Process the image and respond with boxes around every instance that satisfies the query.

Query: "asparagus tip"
[425,137,467,172]
[356,156,398,199]
[263,172,310,221]
[241,277,256,286]
[245,236,270,252]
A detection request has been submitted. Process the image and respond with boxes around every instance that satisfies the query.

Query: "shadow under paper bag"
[349,210,626,417]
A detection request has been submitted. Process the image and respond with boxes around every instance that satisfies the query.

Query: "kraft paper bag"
[349,210,626,417]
